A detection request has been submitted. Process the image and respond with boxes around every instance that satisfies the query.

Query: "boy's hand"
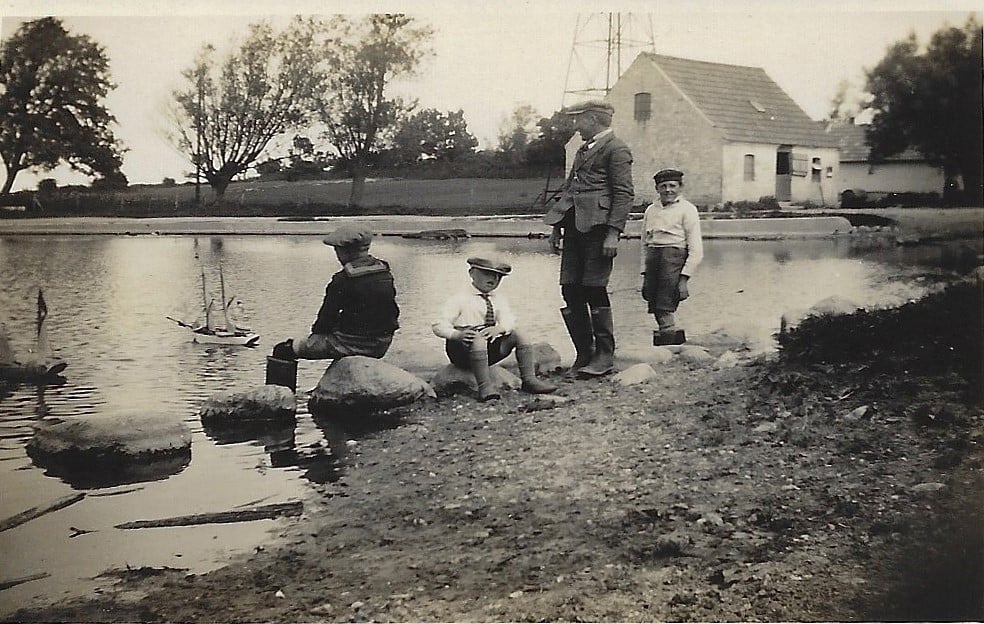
[456,328,478,345]
[477,326,501,341]
[678,275,690,301]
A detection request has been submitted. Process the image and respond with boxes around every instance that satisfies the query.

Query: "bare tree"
[316,14,433,207]
[171,18,325,201]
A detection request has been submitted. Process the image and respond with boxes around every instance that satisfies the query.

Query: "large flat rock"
[308,356,435,414]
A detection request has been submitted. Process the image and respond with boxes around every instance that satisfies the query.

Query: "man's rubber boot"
[578,307,615,377]
[561,305,594,373]
[470,350,501,402]
[654,328,686,346]
[266,356,297,392]
[516,344,557,394]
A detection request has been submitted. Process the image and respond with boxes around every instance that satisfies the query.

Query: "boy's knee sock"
[469,349,500,401]
[516,344,557,394]
[656,312,675,330]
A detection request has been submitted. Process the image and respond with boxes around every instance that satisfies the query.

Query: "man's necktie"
[480,293,495,327]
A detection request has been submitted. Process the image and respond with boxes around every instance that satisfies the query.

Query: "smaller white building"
[825,121,945,201]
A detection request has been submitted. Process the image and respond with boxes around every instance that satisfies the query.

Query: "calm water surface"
[0,232,965,613]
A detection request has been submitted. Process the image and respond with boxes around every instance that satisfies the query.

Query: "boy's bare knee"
[468,340,489,354]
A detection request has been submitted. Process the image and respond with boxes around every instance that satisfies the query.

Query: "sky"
[1,0,981,190]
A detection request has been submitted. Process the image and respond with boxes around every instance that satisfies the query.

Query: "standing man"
[543,100,634,377]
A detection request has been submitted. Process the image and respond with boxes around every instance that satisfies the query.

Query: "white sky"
[1,0,981,189]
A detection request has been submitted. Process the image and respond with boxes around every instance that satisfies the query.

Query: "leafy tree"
[171,18,326,200]
[316,14,433,207]
[526,109,575,167]
[0,17,126,195]
[389,108,477,165]
[496,104,539,165]
[864,16,983,204]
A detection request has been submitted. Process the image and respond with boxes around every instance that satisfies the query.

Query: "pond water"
[0,231,970,613]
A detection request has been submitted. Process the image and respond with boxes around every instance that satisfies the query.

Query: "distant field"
[120,177,557,215]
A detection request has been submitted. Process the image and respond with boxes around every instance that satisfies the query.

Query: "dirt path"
[9,281,982,622]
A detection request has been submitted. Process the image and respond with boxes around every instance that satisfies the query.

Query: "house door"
[775,147,791,201]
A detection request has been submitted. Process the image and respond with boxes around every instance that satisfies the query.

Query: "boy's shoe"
[521,378,557,394]
[654,329,686,346]
[477,390,501,402]
[271,339,296,361]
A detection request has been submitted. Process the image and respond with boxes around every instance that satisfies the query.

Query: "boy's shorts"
[445,334,514,369]
[642,246,688,313]
[295,331,393,360]
[559,225,615,287]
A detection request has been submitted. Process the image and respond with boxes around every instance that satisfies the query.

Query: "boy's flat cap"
[467,256,511,275]
[563,100,614,116]
[323,224,374,248]
[654,168,685,184]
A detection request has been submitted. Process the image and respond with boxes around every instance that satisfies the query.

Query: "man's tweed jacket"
[543,132,634,233]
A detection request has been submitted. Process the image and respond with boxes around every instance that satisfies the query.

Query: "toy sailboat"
[0,289,68,382]
[168,265,260,347]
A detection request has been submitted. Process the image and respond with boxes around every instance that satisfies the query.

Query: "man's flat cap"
[467,256,511,275]
[654,168,685,184]
[323,224,374,248]
[563,100,614,116]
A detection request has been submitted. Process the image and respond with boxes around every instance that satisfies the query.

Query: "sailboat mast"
[201,267,210,329]
[219,265,232,331]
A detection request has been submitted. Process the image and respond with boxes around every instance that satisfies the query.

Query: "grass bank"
[9,178,556,218]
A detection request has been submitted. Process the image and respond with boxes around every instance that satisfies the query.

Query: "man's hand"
[678,275,690,301]
[602,228,620,257]
[548,226,562,254]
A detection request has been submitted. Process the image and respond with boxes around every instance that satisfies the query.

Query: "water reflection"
[27,443,192,490]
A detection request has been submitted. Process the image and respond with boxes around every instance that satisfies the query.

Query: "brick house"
[824,121,945,202]
[570,53,841,207]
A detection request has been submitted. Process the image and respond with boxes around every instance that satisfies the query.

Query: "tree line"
[1,14,981,207]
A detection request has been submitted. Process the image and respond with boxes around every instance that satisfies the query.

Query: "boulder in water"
[200,384,296,425]
[27,413,192,487]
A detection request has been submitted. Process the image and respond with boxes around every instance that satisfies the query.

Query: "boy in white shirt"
[432,257,557,402]
[640,168,704,345]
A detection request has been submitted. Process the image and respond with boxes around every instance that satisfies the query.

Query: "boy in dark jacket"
[268,224,399,388]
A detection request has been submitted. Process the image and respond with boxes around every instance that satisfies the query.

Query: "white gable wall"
[721,143,777,203]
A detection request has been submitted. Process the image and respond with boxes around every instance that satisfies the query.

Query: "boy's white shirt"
[432,285,517,339]
[639,196,704,276]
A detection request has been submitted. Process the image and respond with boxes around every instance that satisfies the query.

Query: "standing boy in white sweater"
[640,168,704,345]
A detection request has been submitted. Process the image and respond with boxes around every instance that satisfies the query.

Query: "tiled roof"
[645,53,839,148]
[823,121,926,162]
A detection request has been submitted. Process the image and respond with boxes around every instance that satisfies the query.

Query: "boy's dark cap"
[654,168,684,184]
[563,100,614,117]
[323,224,374,248]
[467,256,511,276]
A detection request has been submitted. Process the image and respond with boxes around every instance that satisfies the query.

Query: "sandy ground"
[7,278,983,622]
